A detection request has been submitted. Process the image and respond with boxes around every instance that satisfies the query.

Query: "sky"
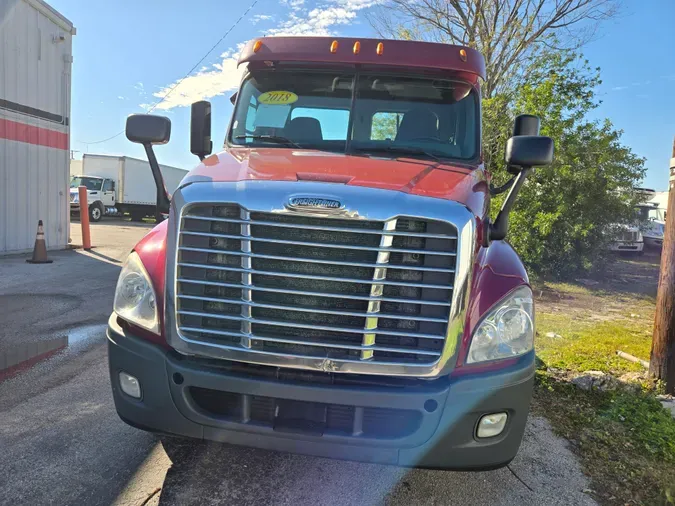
[49,0,675,190]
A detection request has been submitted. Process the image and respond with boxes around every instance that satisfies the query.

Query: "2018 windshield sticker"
[258,91,298,105]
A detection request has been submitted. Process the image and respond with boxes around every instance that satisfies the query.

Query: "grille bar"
[181,231,457,256]
[178,294,448,322]
[179,246,455,273]
[178,326,442,356]
[178,310,445,340]
[176,278,450,307]
[178,262,453,290]
[178,327,437,366]
[178,278,452,306]
[183,214,457,240]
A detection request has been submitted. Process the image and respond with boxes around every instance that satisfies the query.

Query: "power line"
[78,0,260,146]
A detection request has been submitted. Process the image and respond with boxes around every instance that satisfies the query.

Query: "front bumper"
[107,315,534,470]
[609,241,644,252]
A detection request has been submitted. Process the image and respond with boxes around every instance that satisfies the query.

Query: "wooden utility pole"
[650,138,675,394]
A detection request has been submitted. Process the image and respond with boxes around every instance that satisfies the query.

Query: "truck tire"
[89,203,103,222]
[130,210,146,222]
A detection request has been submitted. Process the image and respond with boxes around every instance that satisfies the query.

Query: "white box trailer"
[0,0,75,254]
[72,154,187,220]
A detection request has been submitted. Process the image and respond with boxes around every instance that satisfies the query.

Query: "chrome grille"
[176,204,458,367]
[619,230,639,242]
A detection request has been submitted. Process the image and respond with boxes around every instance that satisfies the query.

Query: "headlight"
[466,286,534,364]
[71,194,79,203]
[113,251,159,334]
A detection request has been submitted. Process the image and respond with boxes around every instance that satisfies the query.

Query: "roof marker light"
[353,41,360,54]
[376,42,384,55]
[459,48,467,62]
[253,40,263,53]
[330,40,338,53]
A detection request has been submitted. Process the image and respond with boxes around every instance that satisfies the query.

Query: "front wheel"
[89,203,103,222]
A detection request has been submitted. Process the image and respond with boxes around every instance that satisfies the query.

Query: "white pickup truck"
[70,154,187,221]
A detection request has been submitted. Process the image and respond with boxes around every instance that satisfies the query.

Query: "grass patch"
[534,373,675,505]
[536,315,652,374]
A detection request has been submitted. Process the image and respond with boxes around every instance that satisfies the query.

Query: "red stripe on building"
[0,118,68,150]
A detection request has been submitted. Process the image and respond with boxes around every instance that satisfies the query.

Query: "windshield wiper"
[234,134,301,148]
[351,145,442,162]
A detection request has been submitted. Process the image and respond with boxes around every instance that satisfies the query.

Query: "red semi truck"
[108,37,553,470]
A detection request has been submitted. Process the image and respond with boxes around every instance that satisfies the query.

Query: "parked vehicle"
[70,154,187,221]
[107,37,554,470]
[636,203,665,249]
[608,225,644,254]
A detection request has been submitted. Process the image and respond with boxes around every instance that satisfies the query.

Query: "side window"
[371,112,402,140]
[103,180,115,192]
[290,107,349,140]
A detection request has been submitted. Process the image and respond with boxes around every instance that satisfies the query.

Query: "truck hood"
[182,148,487,216]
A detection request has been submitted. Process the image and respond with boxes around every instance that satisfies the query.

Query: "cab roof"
[238,37,486,82]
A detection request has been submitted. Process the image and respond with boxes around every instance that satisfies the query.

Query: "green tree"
[486,52,646,276]
[368,0,618,97]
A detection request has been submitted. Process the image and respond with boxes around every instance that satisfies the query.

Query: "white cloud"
[281,0,306,10]
[611,80,654,92]
[251,14,273,24]
[150,55,244,110]
[147,0,379,111]
[117,96,125,100]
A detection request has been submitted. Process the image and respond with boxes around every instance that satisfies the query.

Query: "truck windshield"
[636,206,665,222]
[70,177,103,191]
[229,70,478,161]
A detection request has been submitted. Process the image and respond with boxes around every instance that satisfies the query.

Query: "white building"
[0,0,75,254]
[650,191,669,211]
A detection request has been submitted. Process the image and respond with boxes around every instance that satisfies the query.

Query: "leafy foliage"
[371,112,401,140]
[485,52,646,276]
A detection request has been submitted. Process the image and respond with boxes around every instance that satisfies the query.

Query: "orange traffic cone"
[26,220,53,264]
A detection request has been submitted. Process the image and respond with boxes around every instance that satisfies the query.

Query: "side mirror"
[507,114,540,175]
[125,114,171,145]
[490,133,555,242]
[505,135,554,169]
[190,101,213,160]
[125,114,172,217]
[512,114,540,136]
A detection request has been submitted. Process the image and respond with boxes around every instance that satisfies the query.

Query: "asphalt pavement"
[0,219,597,506]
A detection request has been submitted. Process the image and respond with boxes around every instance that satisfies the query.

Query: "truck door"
[102,179,116,207]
